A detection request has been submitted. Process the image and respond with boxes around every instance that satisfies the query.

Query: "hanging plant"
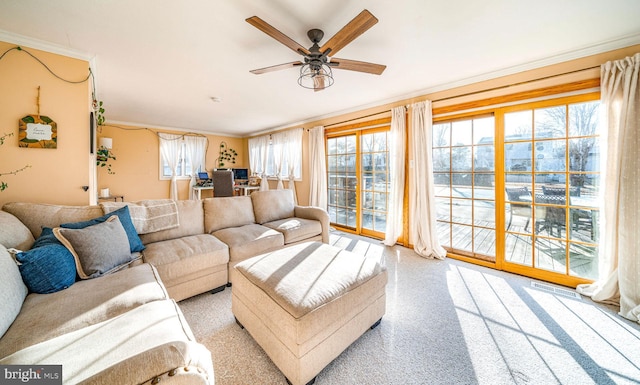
[93,99,105,127]
[92,101,116,174]
[216,141,237,168]
[96,146,116,174]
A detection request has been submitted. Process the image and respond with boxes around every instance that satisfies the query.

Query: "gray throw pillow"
[53,216,136,279]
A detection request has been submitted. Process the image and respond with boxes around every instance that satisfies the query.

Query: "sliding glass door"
[433,93,601,286]
[502,97,601,282]
[433,116,497,263]
[327,127,390,238]
[327,135,357,229]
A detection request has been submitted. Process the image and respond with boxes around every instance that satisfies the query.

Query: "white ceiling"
[1,0,639,136]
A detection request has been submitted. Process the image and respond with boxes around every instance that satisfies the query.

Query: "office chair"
[212,170,235,197]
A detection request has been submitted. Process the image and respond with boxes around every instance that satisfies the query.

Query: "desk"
[235,185,259,196]
[192,186,214,200]
[98,195,124,202]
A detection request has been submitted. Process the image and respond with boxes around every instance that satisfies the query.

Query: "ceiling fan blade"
[250,61,303,75]
[330,58,386,75]
[319,10,378,56]
[246,16,310,56]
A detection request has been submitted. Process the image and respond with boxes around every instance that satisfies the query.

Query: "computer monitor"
[232,168,248,181]
[197,171,209,180]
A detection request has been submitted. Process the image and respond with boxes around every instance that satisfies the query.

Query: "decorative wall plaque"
[18,115,57,148]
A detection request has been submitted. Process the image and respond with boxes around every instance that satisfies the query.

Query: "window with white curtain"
[249,128,302,179]
[159,135,206,179]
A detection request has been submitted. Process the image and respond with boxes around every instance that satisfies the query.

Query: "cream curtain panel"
[158,133,182,200]
[577,53,640,323]
[309,126,327,210]
[409,101,446,259]
[283,128,302,204]
[383,106,407,246]
[185,135,207,200]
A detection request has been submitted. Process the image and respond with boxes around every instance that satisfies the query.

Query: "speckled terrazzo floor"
[179,231,640,385]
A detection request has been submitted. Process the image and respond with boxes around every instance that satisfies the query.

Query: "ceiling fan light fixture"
[298,62,334,90]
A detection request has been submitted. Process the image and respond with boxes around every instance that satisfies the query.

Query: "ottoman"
[232,241,388,385]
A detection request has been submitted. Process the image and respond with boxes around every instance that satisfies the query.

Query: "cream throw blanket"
[100,199,179,234]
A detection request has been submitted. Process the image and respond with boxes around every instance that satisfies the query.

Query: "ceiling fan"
[246,9,386,91]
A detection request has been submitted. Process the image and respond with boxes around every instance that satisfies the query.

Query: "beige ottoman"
[232,241,387,385]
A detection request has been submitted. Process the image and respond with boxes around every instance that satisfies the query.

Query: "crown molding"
[0,29,94,62]
[106,120,244,139]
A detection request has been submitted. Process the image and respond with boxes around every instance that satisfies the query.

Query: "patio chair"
[536,194,566,237]
[506,186,532,231]
[542,185,581,197]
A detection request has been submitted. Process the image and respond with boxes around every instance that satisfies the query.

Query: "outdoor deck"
[437,210,598,280]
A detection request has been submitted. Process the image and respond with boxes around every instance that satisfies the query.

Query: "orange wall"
[97,123,245,201]
[0,41,91,207]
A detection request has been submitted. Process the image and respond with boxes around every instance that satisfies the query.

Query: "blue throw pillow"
[61,206,145,253]
[16,227,77,294]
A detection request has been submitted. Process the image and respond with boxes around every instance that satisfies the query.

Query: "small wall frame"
[18,114,57,148]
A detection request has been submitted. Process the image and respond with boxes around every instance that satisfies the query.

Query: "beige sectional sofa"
[0,189,330,384]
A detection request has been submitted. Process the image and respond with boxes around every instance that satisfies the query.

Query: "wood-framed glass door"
[500,94,601,285]
[326,126,390,238]
[433,93,601,287]
[433,115,497,264]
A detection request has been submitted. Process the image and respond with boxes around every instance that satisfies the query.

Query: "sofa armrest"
[294,206,330,244]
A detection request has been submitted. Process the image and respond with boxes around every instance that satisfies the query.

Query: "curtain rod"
[323,65,600,128]
[432,65,600,104]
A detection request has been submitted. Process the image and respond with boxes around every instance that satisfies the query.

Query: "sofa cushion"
[204,196,255,233]
[0,300,213,385]
[264,217,323,244]
[2,202,103,238]
[0,210,34,251]
[0,263,168,357]
[139,199,205,245]
[54,216,138,279]
[61,205,145,253]
[15,228,76,294]
[0,245,28,339]
[142,234,229,286]
[212,224,284,263]
[251,189,295,224]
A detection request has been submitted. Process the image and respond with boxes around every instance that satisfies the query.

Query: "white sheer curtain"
[309,126,327,209]
[185,135,207,200]
[577,53,640,323]
[248,136,263,177]
[271,132,286,189]
[248,136,270,191]
[409,101,446,259]
[383,106,407,246]
[159,133,182,200]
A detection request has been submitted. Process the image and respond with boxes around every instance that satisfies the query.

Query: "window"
[159,134,206,179]
[249,128,302,180]
[161,141,191,178]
